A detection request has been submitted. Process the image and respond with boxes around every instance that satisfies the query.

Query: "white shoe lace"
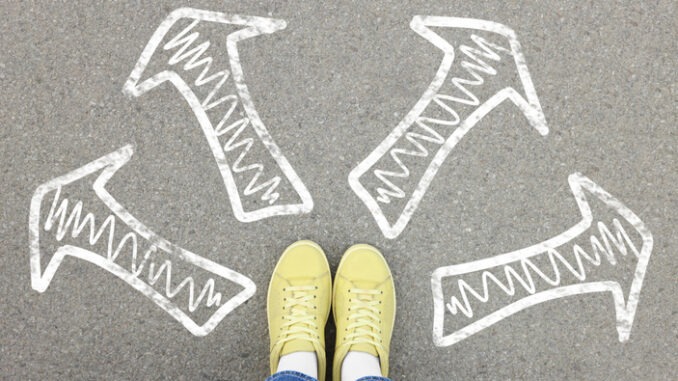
[344,288,384,351]
[277,285,321,347]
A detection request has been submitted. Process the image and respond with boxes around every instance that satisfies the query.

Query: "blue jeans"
[266,370,391,381]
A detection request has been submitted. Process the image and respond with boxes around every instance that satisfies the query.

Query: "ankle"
[341,351,382,381]
[277,351,318,379]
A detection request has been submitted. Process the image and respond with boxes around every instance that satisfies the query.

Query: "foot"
[267,240,332,381]
[333,244,396,380]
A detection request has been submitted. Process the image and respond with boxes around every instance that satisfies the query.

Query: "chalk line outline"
[123,8,313,222]
[349,16,549,239]
[431,173,653,347]
[29,145,256,336]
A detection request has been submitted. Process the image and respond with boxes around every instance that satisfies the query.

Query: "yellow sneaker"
[267,240,331,381]
[333,244,396,380]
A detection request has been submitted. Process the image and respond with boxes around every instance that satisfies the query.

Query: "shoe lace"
[344,288,384,351]
[278,285,320,347]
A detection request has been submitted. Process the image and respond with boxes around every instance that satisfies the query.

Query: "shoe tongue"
[281,340,315,355]
[279,284,316,356]
[347,284,380,357]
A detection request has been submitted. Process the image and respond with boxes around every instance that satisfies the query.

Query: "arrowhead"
[122,8,286,97]
[409,15,548,135]
[568,172,653,341]
[29,145,134,292]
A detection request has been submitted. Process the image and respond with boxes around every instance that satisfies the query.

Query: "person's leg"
[267,240,332,381]
[332,244,396,381]
[277,352,318,377]
[342,352,382,381]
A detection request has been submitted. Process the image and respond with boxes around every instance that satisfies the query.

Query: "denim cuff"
[265,370,392,381]
[266,370,319,381]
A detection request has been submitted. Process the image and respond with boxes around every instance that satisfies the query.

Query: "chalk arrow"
[29,145,256,336]
[124,8,313,222]
[349,16,549,239]
[431,173,653,347]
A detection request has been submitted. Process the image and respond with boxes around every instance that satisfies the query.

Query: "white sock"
[277,351,318,379]
[341,351,382,381]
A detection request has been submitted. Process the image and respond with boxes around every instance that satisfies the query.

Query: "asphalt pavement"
[1,1,676,380]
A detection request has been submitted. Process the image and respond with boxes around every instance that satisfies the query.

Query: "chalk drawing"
[124,8,313,222]
[431,173,653,347]
[29,145,256,336]
[349,16,549,239]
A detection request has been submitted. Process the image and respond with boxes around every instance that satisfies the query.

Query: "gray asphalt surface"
[1,1,677,380]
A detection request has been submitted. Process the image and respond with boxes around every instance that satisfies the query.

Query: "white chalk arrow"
[29,145,256,336]
[349,16,549,239]
[431,173,653,347]
[124,8,313,222]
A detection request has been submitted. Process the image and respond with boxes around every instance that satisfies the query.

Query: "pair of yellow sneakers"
[267,240,396,381]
